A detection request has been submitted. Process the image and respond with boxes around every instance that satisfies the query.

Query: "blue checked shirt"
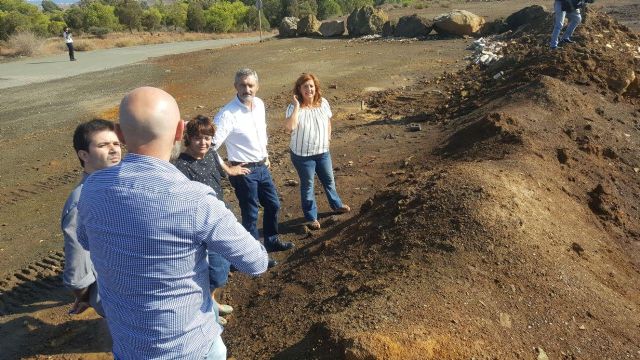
[77,153,268,359]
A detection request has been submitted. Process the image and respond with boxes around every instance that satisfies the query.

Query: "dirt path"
[0,0,638,358]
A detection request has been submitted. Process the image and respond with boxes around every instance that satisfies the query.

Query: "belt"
[230,158,266,167]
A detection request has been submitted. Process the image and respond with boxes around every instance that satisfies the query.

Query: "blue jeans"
[228,164,280,243]
[208,252,230,289]
[204,334,226,360]
[550,0,581,47]
[290,151,344,221]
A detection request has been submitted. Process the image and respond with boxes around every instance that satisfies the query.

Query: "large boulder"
[347,6,388,37]
[297,14,322,37]
[395,14,433,37]
[382,20,396,37]
[319,20,346,37]
[505,5,548,30]
[279,17,299,38]
[433,10,485,36]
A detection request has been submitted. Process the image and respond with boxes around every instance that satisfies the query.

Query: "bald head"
[118,87,183,160]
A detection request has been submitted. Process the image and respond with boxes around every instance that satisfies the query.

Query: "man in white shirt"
[63,27,76,61]
[213,68,294,256]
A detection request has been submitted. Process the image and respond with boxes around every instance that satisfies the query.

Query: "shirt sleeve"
[62,203,96,290]
[212,110,233,151]
[285,104,294,118]
[322,98,333,118]
[195,193,268,276]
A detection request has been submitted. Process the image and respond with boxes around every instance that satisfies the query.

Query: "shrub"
[317,0,342,20]
[48,19,65,35]
[88,25,110,38]
[72,38,95,51]
[114,38,134,47]
[7,30,43,56]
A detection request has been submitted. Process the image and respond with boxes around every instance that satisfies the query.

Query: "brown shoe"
[308,220,321,230]
[334,205,351,214]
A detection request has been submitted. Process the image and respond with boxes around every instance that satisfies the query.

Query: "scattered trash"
[407,123,422,132]
[467,36,506,65]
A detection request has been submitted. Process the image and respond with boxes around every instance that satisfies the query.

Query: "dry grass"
[6,31,45,57]
[1,30,269,60]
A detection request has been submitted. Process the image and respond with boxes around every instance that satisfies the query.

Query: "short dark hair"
[184,115,216,146]
[73,118,116,167]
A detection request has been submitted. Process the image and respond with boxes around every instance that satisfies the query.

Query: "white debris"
[606,43,613,49]
[467,36,506,65]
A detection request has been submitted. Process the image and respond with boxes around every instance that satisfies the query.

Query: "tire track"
[0,251,65,316]
[0,172,78,209]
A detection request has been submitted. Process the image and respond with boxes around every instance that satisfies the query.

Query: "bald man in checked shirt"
[77,87,268,360]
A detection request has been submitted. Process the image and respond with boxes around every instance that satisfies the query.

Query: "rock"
[606,69,636,94]
[278,17,299,38]
[319,20,346,37]
[499,312,512,328]
[480,18,508,36]
[433,10,485,36]
[347,6,388,37]
[284,179,299,186]
[556,148,569,164]
[571,242,585,256]
[394,14,433,38]
[297,15,322,37]
[505,5,548,30]
[536,347,549,360]
[407,123,421,132]
[382,20,396,37]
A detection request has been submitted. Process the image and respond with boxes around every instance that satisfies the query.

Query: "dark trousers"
[228,164,280,244]
[66,43,75,60]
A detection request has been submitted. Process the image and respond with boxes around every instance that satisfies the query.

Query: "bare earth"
[0,0,639,359]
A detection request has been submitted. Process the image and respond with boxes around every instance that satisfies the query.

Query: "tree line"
[0,0,390,40]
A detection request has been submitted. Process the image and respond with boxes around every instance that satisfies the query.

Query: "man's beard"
[170,141,182,162]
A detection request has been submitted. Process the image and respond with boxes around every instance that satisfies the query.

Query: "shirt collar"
[234,95,255,111]
[123,153,181,172]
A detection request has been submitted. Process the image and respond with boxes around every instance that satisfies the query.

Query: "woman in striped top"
[285,73,350,230]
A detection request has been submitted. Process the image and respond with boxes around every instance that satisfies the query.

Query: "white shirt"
[213,96,268,162]
[286,97,332,157]
[63,31,73,44]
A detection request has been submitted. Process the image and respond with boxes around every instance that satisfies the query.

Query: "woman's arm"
[284,95,300,133]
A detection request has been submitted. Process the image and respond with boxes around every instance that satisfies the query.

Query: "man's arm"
[212,110,233,151]
[61,203,95,314]
[196,194,268,275]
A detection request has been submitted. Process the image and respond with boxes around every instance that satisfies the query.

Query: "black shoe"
[561,38,574,44]
[268,258,278,268]
[264,239,294,253]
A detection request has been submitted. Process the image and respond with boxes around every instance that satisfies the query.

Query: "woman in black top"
[173,115,249,325]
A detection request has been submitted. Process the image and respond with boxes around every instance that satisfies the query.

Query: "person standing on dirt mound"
[173,114,252,326]
[550,0,584,49]
[284,73,351,230]
[213,68,294,261]
[76,86,269,359]
[62,119,121,317]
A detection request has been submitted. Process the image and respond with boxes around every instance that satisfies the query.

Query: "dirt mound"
[224,8,639,359]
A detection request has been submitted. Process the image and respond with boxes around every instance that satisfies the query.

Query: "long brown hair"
[293,73,322,107]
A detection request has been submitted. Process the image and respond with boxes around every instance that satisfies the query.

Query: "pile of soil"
[223,8,640,359]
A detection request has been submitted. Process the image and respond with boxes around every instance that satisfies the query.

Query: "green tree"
[261,0,283,27]
[317,0,340,19]
[115,0,142,32]
[244,6,270,31]
[0,10,29,39]
[165,1,187,29]
[186,1,205,31]
[84,1,118,30]
[48,19,65,34]
[204,1,250,33]
[141,7,161,33]
[41,0,61,13]
[64,6,85,30]
[335,0,372,14]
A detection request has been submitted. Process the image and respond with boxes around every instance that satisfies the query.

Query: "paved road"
[0,35,270,89]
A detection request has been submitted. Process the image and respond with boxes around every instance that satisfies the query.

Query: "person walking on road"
[63,27,76,61]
